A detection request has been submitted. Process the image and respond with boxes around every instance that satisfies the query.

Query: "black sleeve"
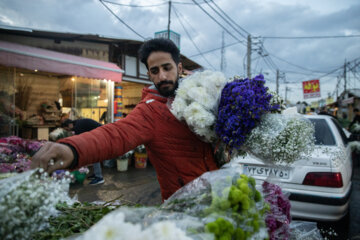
[59,142,79,169]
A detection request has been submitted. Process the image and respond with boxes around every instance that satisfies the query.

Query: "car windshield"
[309,119,336,146]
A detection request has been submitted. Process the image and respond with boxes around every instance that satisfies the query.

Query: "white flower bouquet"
[242,113,315,165]
[170,70,228,142]
[0,169,73,240]
[170,70,315,166]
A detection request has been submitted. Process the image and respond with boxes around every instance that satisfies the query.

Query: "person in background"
[318,106,336,119]
[307,107,317,115]
[61,118,105,185]
[31,38,218,201]
[349,108,360,130]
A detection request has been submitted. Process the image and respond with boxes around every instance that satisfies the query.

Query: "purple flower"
[262,181,291,240]
[215,75,279,152]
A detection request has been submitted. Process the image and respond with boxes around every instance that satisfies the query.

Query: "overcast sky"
[0,0,359,104]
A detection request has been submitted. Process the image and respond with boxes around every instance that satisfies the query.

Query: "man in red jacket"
[31,38,218,200]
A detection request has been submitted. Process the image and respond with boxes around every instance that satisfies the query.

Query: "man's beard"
[155,78,179,97]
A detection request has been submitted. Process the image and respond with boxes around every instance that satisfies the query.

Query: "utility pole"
[247,35,251,79]
[167,1,171,39]
[276,69,279,94]
[285,86,290,103]
[344,59,347,92]
[220,31,226,72]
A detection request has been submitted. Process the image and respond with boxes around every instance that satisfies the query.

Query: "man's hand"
[30,142,74,174]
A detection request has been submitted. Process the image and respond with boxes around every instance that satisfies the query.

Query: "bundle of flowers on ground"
[72,166,270,240]
[0,136,45,173]
[69,164,323,240]
[170,70,228,142]
[0,169,73,240]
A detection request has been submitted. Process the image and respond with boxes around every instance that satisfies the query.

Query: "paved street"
[70,161,360,240]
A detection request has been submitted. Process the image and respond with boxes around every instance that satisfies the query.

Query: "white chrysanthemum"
[179,77,197,91]
[193,127,217,142]
[183,102,215,129]
[82,212,142,240]
[171,97,188,120]
[187,87,216,110]
[176,85,189,100]
[142,221,191,240]
[199,71,227,98]
[169,70,227,142]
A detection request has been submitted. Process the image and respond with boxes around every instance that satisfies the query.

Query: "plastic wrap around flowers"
[215,75,279,151]
[243,113,315,164]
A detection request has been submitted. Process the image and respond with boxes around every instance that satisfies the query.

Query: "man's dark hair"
[138,38,180,69]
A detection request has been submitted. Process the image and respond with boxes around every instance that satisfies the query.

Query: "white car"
[233,115,353,222]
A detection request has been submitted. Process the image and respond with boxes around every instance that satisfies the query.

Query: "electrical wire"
[102,0,168,7]
[191,0,246,47]
[203,0,247,39]
[189,41,241,57]
[172,5,216,70]
[262,34,360,39]
[99,0,146,39]
[267,52,333,74]
[208,0,250,36]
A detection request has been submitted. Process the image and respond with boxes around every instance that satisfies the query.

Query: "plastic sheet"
[71,163,324,240]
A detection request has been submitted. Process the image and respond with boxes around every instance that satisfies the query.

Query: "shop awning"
[0,40,123,82]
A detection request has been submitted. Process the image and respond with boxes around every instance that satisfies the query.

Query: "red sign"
[302,79,321,99]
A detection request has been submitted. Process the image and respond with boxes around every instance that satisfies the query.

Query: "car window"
[331,118,348,145]
[309,119,336,145]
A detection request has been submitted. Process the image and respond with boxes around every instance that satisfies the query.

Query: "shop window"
[125,55,137,77]
[60,77,109,123]
[139,60,148,78]
[0,66,18,137]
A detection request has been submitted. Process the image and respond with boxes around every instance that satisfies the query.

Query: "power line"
[102,0,168,7]
[102,0,212,7]
[99,0,146,39]
[172,5,216,70]
[189,41,241,57]
[208,0,250,36]
[267,52,332,74]
[262,34,360,39]
[172,0,212,5]
[203,0,247,39]
[191,0,246,46]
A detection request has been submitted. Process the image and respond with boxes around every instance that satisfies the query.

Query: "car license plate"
[244,165,290,179]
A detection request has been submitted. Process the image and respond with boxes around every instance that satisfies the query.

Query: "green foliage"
[31,201,121,240]
[204,174,269,240]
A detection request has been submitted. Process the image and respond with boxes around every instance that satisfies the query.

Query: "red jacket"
[59,86,218,200]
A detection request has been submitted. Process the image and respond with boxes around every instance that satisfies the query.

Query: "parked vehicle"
[233,115,353,221]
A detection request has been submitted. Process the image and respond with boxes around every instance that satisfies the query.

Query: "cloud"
[0,0,359,103]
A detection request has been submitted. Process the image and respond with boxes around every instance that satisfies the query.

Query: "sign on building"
[302,79,321,99]
[154,30,180,49]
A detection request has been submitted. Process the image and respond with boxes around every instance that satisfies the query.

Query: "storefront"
[0,40,123,139]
